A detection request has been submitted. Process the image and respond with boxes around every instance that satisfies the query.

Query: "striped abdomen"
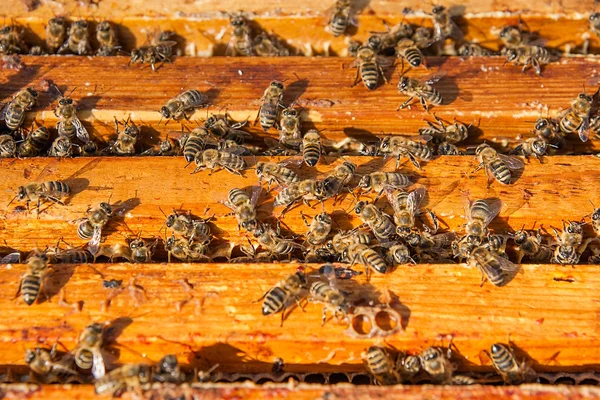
[4,104,25,130]
[366,346,398,385]
[228,188,250,207]
[272,239,297,255]
[409,143,433,160]
[42,181,70,198]
[302,143,321,167]
[75,349,93,369]
[57,120,77,139]
[422,85,443,105]
[559,112,583,134]
[371,214,395,241]
[183,135,205,162]
[77,219,95,240]
[218,152,246,170]
[21,274,41,305]
[488,159,512,184]
[55,250,94,264]
[330,13,349,37]
[178,90,207,109]
[490,343,523,384]
[262,286,287,315]
[362,248,388,274]
[260,101,279,131]
[402,48,423,67]
[360,61,379,90]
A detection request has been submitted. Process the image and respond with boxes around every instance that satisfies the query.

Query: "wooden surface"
[2,57,600,153]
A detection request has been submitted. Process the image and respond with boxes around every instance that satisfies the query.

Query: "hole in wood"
[374,310,399,332]
[351,313,374,336]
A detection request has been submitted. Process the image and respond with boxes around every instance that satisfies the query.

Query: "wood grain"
[1,57,600,153]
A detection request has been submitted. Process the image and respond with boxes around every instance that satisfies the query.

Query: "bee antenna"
[7,194,17,207]
[590,199,597,209]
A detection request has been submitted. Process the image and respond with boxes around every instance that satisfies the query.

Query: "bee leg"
[321,306,329,327]
[532,57,542,77]
[300,212,311,227]
[479,273,487,287]
[12,277,23,301]
[516,250,524,264]
[351,67,361,87]
[254,106,262,126]
[420,97,429,112]
[407,153,421,169]
[378,65,389,85]
[397,97,414,111]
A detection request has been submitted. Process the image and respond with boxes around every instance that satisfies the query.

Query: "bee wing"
[423,71,447,85]
[0,252,21,263]
[449,20,464,42]
[0,102,9,121]
[481,198,502,227]
[88,226,103,256]
[159,40,178,48]
[578,116,591,142]
[279,156,304,168]
[249,185,262,207]
[72,118,90,144]
[407,186,427,214]
[385,188,404,215]
[585,75,600,88]
[526,38,548,47]
[495,253,521,273]
[461,192,474,223]
[91,349,106,379]
[376,55,395,68]
[432,232,457,247]
[498,154,525,171]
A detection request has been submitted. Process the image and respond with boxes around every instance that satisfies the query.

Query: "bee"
[473,144,524,185]
[73,323,106,378]
[1,87,39,131]
[165,235,210,262]
[327,0,354,37]
[406,231,455,261]
[96,21,119,56]
[274,179,326,213]
[383,242,415,265]
[141,134,182,156]
[395,38,426,69]
[309,270,350,325]
[397,353,421,382]
[192,148,247,175]
[13,180,71,214]
[258,269,307,326]
[321,160,357,200]
[347,40,362,57]
[17,126,51,157]
[222,187,261,232]
[0,24,26,55]
[48,136,74,158]
[58,20,91,55]
[160,89,207,123]
[386,187,429,237]
[452,375,478,385]
[252,32,289,56]
[164,210,212,243]
[419,114,469,144]
[587,13,600,54]
[367,22,414,54]
[488,343,535,384]
[26,345,77,383]
[154,355,185,384]
[437,142,462,155]
[419,346,454,384]
[458,42,493,56]
[431,5,463,43]
[104,117,139,155]
[302,212,332,246]
[182,127,212,163]
[498,24,532,50]
[328,227,372,255]
[46,17,67,54]
[0,134,16,157]
[364,346,400,385]
[15,253,50,305]
[75,201,114,255]
[462,197,501,247]
[253,223,305,257]
[350,44,391,91]
[343,242,389,278]
[129,41,177,71]
[504,45,552,76]
[94,364,152,396]
[54,92,90,144]
[279,107,302,147]
[257,81,285,131]
[532,117,565,149]
[379,136,434,169]
[412,26,434,50]
[589,200,600,235]
[255,161,300,192]
[469,245,520,287]
[397,72,445,111]
[48,246,94,264]
[510,137,549,162]
[77,141,98,157]
[551,221,591,264]
[354,201,396,241]
[358,172,411,199]
[226,13,253,56]
[205,113,252,144]
[301,129,323,167]
[128,237,158,263]
[558,92,594,142]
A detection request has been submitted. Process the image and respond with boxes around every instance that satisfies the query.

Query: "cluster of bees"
[24,322,218,396]
[364,340,536,386]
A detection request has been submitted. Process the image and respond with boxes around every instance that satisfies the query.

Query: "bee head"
[0,26,12,35]
[130,49,142,62]
[578,93,593,102]
[592,207,600,222]
[499,26,517,39]
[432,5,446,14]
[282,108,297,117]
[513,230,527,245]
[230,15,245,27]
[50,17,65,26]
[97,21,111,32]
[354,201,366,214]
[366,35,382,51]
[205,116,217,128]
[357,175,371,189]
[504,48,518,62]
[270,81,284,90]
[75,20,88,29]
[475,143,490,155]
[531,139,547,156]
[58,97,72,106]
[25,348,37,364]
[138,365,152,383]
[130,239,145,249]
[158,355,179,373]
[160,106,172,119]
[591,12,600,21]
[99,202,113,216]
[316,212,331,224]
[17,186,27,200]
[565,221,582,234]
[405,232,420,246]
[534,118,548,131]
[397,226,412,236]
[397,77,409,91]
[245,220,260,234]
[26,88,39,98]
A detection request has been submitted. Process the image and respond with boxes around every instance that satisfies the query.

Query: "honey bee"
[383,241,415,265]
[458,42,494,56]
[222,187,261,232]
[406,231,455,261]
[165,235,210,262]
[74,201,114,255]
[358,172,411,199]
[226,13,253,56]
[437,142,462,155]
[419,114,469,144]
[430,5,463,43]
[321,160,357,200]
[15,253,50,305]
[532,117,565,149]
[26,345,77,383]
[397,72,445,111]
[279,107,302,147]
[96,21,119,56]
[142,134,182,156]
[12,180,71,214]
[588,13,600,54]
[18,126,51,157]
[252,32,289,56]
[469,245,520,287]
[54,91,90,144]
[395,38,427,69]
[367,22,414,54]
[47,245,94,264]
[327,227,372,255]
[473,144,524,185]
[551,221,591,264]
[255,161,300,192]
[77,141,98,157]
[462,197,501,247]
[73,323,106,378]
[164,209,212,243]
[327,0,355,37]
[205,113,252,144]
[386,187,429,237]
[256,81,285,131]
[354,201,396,241]
[48,136,74,158]
[128,237,158,263]
[58,20,91,55]
[182,127,212,163]
[504,45,552,76]
[274,179,326,214]
[46,17,67,54]
[344,242,389,278]
[412,26,434,50]
[452,375,478,385]
[309,268,350,325]
[154,355,185,384]
[498,24,532,50]
[160,89,207,123]
[1,87,38,131]
[589,200,600,235]
[302,212,332,246]
[364,346,400,385]
[302,129,323,167]
[419,345,454,384]
[104,117,139,155]
[129,40,177,71]
[510,137,549,162]
[0,24,26,55]
[558,91,595,142]
[488,343,535,384]
[192,148,247,175]
[94,363,152,396]
[258,269,307,325]
[0,134,16,157]
[379,136,434,169]
[350,44,391,91]
[253,223,305,257]
[397,353,421,382]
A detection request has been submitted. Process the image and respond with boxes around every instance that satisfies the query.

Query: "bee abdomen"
[262,287,287,315]
[490,160,512,184]
[330,14,348,37]
[303,144,321,167]
[427,88,443,105]
[360,62,379,90]
[260,105,279,131]
[364,249,388,274]
[44,181,71,196]
[179,90,207,108]
[77,220,94,240]
[76,349,93,369]
[4,104,25,130]
[559,114,581,134]
[21,275,41,305]
[403,48,423,67]
[491,344,518,372]
[183,136,205,162]
[56,250,94,264]
[366,347,392,375]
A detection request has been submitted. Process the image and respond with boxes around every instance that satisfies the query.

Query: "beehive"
[2,0,600,398]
